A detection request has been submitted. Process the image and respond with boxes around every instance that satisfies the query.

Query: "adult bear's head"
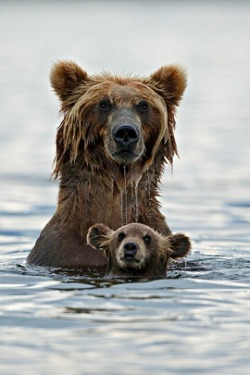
[51,61,187,184]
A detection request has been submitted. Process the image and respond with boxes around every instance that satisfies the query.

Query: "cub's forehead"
[116,223,157,237]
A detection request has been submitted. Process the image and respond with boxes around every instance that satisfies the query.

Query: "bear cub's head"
[87,223,191,278]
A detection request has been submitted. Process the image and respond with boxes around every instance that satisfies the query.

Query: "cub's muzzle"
[123,241,138,260]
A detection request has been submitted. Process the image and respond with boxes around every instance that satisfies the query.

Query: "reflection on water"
[1,261,250,374]
[0,1,250,374]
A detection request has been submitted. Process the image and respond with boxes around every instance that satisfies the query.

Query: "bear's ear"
[50,61,88,102]
[149,65,187,107]
[87,224,113,251]
[168,233,191,259]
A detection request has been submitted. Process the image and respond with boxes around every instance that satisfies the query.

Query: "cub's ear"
[50,61,88,102]
[168,233,191,259]
[87,224,113,251]
[149,65,187,107]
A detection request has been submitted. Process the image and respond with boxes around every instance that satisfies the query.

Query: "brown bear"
[87,223,191,278]
[26,61,187,272]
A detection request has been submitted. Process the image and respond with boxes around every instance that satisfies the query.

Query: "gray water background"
[0,1,250,374]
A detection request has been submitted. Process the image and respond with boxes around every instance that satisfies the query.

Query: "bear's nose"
[123,242,138,258]
[112,125,139,147]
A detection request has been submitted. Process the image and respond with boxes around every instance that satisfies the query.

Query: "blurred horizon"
[0,0,249,204]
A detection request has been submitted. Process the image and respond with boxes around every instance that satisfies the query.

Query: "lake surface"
[0,1,250,374]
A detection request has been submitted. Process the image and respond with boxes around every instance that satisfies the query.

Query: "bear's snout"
[105,107,144,166]
[123,241,138,260]
[112,124,139,148]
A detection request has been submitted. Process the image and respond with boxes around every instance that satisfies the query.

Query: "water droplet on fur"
[134,181,139,223]
[123,166,128,225]
[120,187,124,226]
[146,170,152,222]
[120,167,128,226]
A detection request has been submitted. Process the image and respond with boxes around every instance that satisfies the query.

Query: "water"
[0,1,250,374]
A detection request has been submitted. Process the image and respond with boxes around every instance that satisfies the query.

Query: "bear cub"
[87,223,191,278]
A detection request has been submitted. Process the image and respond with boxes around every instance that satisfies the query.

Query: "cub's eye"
[99,99,111,111]
[137,100,149,112]
[143,235,152,244]
[118,232,125,241]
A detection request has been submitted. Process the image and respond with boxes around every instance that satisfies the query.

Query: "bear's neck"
[56,162,158,235]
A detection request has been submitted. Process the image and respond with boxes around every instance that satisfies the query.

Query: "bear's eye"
[137,100,149,112]
[99,99,111,111]
[118,232,125,241]
[143,235,152,244]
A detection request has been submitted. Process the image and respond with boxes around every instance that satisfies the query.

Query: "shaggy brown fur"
[26,61,187,272]
[87,223,191,278]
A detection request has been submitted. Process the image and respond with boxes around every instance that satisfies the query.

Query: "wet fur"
[27,61,187,271]
[87,223,191,278]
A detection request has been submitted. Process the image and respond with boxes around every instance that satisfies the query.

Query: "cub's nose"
[123,242,138,258]
[112,124,139,147]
